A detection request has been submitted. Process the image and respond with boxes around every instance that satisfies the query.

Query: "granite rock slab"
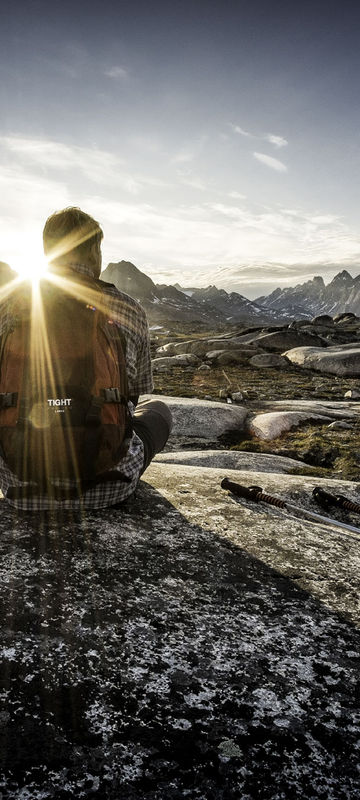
[248,411,335,441]
[0,464,359,799]
[154,449,311,473]
[152,354,201,370]
[283,344,360,376]
[253,399,360,420]
[141,394,249,439]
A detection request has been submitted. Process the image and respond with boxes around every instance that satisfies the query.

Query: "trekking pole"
[221,478,360,536]
[313,486,360,515]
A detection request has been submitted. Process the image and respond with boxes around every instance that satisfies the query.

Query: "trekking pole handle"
[221,478,288,509]
[221,478,262,501]
[313,486,360,515]
[313,487,338,509]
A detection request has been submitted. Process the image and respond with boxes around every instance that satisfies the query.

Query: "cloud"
[230,125,288,149]
[171,135,208,165]
[172,150,196,164]
[253,152,288,172]
[82,196,360,291]
[0,135,359,297]
[228,191,247,200]
[0,135,123,174]
[0,136,161,195]
[176,169,207,191]
[0,164,70,271]
[230,124,252,137]
[265,134,288,148]
[104,65,128,79]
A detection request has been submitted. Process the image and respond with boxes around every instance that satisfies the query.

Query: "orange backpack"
[0,276,132,495]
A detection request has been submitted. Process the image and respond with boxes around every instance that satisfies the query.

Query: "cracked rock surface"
[0,464,359,799]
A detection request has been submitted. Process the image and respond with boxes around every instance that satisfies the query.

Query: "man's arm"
[134,313,154,399]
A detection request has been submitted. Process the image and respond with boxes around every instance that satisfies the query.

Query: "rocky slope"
[1,401,359,799]
[256,269,360,318]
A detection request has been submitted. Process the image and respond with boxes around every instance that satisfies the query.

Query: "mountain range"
[255,270,360,320]
[1,258,360,327]
[102,262,360,327]
[101,261,277,326]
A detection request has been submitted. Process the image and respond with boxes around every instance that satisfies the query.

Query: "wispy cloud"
[230,125,288,149]
[230,124,252,137]
[172,150,196,164]
[176,167,208,191]
[171,135,208,165]
[0,136,160,194]
[253,152,288,172]
[228,191,247,200]
[178,175,207,191]
[104,65,128,79]
[265,134,288,148]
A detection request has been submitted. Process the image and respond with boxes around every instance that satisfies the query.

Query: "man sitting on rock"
[0,206,172,511]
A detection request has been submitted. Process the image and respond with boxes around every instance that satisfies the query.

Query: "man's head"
[43,207,104,278]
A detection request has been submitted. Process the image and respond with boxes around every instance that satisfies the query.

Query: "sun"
[12,252,49,282]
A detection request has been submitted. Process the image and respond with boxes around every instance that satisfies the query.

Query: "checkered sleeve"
[135,312,154,395]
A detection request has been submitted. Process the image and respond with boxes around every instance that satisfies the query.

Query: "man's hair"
[43,207,103,268]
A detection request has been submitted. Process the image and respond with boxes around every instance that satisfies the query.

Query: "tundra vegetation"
[151,325,360,481]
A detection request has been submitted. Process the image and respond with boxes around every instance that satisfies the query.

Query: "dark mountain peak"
[328,270,353,286]
[312,275,325,285]
[101,260,157,299]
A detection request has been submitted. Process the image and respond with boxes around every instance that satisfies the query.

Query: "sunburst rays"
[1,267,110,499]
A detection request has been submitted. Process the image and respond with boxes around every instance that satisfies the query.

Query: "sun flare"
[13,253,49,282]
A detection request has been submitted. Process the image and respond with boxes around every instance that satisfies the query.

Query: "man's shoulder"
[97,278,147,320]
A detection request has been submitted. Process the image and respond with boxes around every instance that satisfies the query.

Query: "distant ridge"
[101,260,278,326]
[256,270,360,318]
[101,261,360,325]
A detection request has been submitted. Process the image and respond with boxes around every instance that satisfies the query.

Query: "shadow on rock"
[0,483,359,799]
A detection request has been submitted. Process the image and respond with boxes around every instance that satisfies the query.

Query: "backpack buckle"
[0,392,18,409]
[103,387,122,403]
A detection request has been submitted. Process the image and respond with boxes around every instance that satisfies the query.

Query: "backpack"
[0,275,132,496]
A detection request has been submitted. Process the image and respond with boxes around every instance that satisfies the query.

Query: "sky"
[1,0,360,297]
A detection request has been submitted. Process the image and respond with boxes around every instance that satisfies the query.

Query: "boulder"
[154,449,310,473]
[327,421,352,430]
[152,354,201,370]
[206,337,259,351]
[254,399,360,420]
[141,394,249,439]
[156,338,257,358]
[344,388,360,399]
[205,349,255,366]
[248,411,332,441]
[0,463,359,798]
[248,329,327,351]
[249,353,289,369]
[310,314,334,327]
[334,312,357,323]
[231,391,244,403]
[283,345,360,376]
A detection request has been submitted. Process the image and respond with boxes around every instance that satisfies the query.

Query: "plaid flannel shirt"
[0,263,154,511]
